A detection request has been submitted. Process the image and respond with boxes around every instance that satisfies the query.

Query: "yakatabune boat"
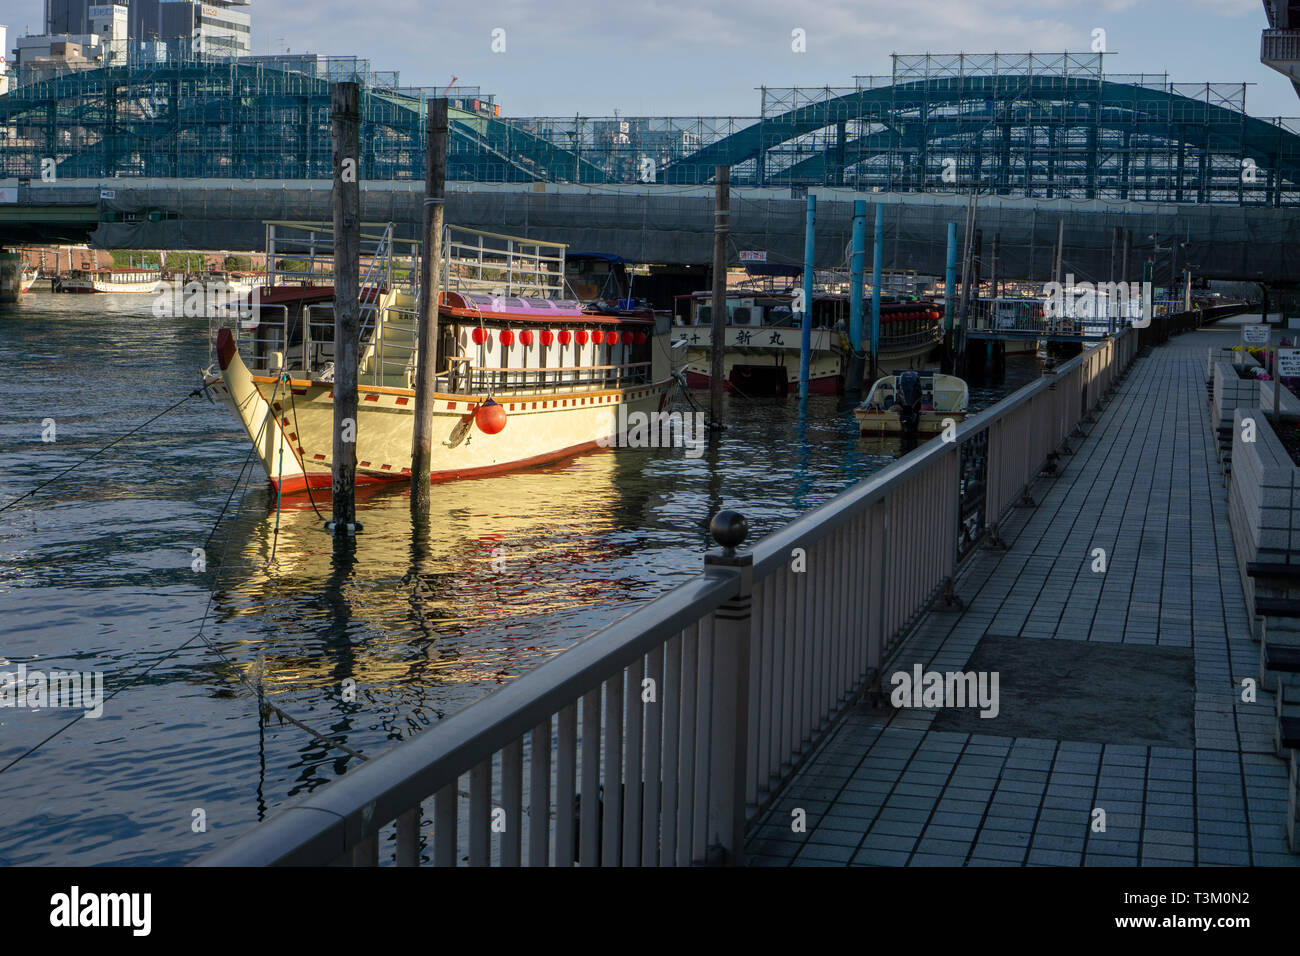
[672,290,944,395]
[205,224,674,493]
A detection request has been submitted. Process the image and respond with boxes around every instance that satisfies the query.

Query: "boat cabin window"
[769,305,794,326]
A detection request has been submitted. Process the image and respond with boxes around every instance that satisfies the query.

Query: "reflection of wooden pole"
[709,165,729,431]
[411,98,448,513]
[330,82,360,536]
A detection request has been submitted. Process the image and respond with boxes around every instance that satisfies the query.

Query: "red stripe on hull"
[269,439,606,494]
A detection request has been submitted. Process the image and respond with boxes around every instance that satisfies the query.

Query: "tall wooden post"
[709,165,729,431]
[411,99,448,512]
[329,82,361,537]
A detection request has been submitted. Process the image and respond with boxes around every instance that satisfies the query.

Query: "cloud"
[241,0,1252,115]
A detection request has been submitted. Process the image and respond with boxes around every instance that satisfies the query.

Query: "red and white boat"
[205,224,675,493]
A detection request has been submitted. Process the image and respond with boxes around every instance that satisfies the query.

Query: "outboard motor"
[893,370,924,434]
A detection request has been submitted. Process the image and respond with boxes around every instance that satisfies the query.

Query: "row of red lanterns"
[469,328,649,347]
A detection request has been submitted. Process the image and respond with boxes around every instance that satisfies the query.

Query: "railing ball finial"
[710,510,749,557]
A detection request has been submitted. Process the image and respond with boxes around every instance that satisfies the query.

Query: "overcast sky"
[2,0,1295,118]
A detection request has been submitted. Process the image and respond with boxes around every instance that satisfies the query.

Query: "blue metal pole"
[799,194,815,399]
[870,203,884,375]
[944,221,958,332]
[849,200,866,361]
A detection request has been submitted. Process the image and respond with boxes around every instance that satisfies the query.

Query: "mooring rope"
[0,385,210,516]
[0,376,370,776]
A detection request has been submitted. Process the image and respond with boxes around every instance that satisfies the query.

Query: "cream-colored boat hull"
[210,328,673,492]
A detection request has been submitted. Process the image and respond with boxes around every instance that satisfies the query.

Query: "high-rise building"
[44,1,252,56]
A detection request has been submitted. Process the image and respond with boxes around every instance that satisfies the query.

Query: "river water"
[0,291,1036,864]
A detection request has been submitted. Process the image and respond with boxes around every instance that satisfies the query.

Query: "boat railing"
[439,225,566,300]
[197,327,1139,868]
[451,361,653,395]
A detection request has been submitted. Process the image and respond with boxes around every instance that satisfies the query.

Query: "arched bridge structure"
[2,52,1298,206]
[0,57,608,184]
[657,67,1300,205]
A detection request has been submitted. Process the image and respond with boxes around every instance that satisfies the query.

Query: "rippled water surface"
[0,292,1036,864]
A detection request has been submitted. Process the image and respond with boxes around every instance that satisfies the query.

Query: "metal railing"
[442,225,566,299]
[198,329,1139,867]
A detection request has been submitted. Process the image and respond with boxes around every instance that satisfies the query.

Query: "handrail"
[198,572,738,866]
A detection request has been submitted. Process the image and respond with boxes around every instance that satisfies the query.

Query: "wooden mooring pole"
[411,98,449,512]
[328,81,361,537]
[709,165,729,432]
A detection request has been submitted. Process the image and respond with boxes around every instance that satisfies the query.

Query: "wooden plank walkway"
[747,327,1299,866]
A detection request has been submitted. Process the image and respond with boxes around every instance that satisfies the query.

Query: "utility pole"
[848,200,866,391]
[328,82,360,537]
[798,194,815,400]
[1051,218,1064,286]
[709,165,729,431]
[989,233,1000,300]
[869,203,884,381]
[411,98,448,512]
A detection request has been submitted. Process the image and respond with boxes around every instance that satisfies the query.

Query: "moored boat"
[854,370,969,435]
[19,268,37,294]
[672,291,944,396]
[60,268,161,294]
[205,224,676,493]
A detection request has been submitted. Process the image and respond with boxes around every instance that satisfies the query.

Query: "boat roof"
[440,290,652,325]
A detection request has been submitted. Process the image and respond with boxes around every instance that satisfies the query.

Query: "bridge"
[2,50,1298,278]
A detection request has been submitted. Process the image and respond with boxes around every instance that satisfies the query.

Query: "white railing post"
[703,510,753,866]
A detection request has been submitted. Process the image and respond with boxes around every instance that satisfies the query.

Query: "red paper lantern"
[520,329,535,346]
[576,330,590,346]
[558,330,572,345]
[634,332,648,345]
[474,398,507,435]
[607,331,620,345]
[499,329,515,346]
[592,330,605,345]
[540,330,554,346]
[471,327,488,345]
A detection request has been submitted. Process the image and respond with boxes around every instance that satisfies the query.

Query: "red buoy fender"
[475,398,507,435]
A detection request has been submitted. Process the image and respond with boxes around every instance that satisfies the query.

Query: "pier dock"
[747,324,1298,867]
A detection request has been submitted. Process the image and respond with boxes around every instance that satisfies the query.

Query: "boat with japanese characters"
[672,290,943,395]
[205,222,675,493]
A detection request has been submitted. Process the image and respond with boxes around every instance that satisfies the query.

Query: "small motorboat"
[855,370,969,436]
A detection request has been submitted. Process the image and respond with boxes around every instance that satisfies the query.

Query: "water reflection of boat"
[855,370,968,436]
[213,447,652,697]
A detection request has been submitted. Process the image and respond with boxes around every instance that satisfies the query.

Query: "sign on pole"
[1277,348,1300,379]
[1242,325,1270,347]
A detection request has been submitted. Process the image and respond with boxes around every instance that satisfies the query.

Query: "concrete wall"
[1229,407,1300,634]
[6,178,1297,280]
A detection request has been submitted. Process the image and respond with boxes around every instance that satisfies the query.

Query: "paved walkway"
[748,327,1299,866]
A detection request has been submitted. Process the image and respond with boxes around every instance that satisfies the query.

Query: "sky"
[1,0,1296,119]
